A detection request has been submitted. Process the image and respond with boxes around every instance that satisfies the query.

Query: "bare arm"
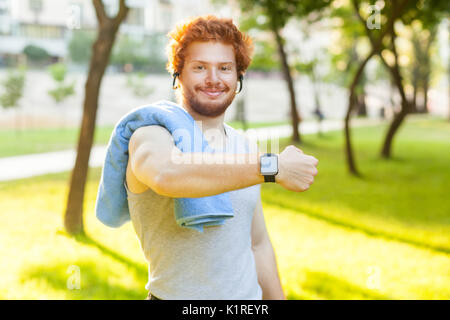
[128,125,318,198]
[251,195,285,300]
[128,125,264,198]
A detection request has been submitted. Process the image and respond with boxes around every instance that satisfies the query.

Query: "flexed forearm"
[150,152,264,198]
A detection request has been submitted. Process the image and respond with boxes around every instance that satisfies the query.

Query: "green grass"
[262,116,450,254]
[0,121,288,158]
[0,126,115,158]
[0,116,448,299]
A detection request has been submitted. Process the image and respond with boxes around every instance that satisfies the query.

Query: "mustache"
[195,85,229,91]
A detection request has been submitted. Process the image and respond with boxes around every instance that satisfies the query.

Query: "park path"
[0,118,383,182]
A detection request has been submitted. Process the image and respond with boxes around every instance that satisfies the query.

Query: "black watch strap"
[264,175,276,183]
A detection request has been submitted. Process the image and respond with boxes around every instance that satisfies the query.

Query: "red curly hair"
[166,15,254,77]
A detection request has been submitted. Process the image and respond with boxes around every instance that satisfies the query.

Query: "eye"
[194,65,205,70]
[221,65,232,71]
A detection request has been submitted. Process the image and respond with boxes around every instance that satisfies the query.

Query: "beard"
[180,84,236,118]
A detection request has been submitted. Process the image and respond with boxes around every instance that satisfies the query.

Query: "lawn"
[0,120,289,158]
[0,116,448,299]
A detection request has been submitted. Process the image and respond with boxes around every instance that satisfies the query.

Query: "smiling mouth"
[199,89,225,98]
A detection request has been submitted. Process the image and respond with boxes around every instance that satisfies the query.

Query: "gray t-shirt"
[125,124,263,300]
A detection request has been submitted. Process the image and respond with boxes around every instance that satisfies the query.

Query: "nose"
[205,68,220,86]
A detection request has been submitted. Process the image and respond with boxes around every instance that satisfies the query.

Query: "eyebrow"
[190,60,235,65]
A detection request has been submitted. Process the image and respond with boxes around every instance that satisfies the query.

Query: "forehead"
[185,41,236,64]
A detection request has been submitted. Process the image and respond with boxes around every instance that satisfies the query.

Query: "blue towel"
[95,100,235,232]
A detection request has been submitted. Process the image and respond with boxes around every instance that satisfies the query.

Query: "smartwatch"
[260,153,278,183]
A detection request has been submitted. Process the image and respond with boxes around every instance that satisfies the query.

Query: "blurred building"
[0,0,227,63]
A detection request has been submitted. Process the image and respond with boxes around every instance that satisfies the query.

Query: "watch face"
[261,155,278,175]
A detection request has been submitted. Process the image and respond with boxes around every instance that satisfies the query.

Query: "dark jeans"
[146,292,162,300]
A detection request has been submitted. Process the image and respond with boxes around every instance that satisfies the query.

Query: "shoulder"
[129,125,174,152]
[132,124,172,139]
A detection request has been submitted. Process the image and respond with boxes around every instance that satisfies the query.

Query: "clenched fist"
[275,145,318,192]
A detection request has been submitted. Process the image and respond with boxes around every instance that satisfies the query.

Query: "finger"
[312,167,318,176]
[309,156,318,166]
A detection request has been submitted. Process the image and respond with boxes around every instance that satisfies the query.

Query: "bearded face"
[180,80,236,118]
[177,41,239,118]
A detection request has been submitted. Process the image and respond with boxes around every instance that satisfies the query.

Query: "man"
[125,15,318,300]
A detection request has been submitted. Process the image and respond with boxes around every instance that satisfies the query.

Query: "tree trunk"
[419,29,436,114]
[272,26,300,143]
[351,0,411,159]
[345,50,375,176]
[356,89,367,116]
[411,78,418,113]
[379,30,411,158]
[64,1,129,235]
[380,106,408,158]
[422,79,429,113]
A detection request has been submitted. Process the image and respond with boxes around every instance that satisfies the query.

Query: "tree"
[327,3,370,118]
[336,0,410,175]
[409,23,434,113]
[247,39,279,73]
[0,67,26,132]
[64,0,129,235]
[23,44,50,65]
[110,32,167,72]
[0,68,26,109]
[47,63,75,103]
[68,30,96,65]
[126,72,155,98]
[238,0,332,143]
[352,0,449,159]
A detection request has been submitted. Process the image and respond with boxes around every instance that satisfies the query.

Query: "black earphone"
[172,72,180,89]
[236,74,243,93]
[172,72,244,93]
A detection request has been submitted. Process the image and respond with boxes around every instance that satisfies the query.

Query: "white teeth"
[202,90,222,97]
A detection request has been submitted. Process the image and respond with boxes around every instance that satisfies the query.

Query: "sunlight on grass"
[0,116,449,299]
[263,204,450,300]
[261,117,450,253]
[0,171,147,299]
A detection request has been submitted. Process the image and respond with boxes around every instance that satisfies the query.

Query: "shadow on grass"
[287,270,390,300]
[263,135,450,255]
[22,260,147,300]
[263,192,450,255]
[59,231,148,282]
[21,231,148,299]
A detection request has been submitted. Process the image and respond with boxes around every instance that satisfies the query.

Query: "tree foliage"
[0,67,26,109]
[47,63,75,104]
[126,72,155,97]
[23,44,50,64]
[68,30,96,64]
[111,33,167,73]
[237,0,333,142]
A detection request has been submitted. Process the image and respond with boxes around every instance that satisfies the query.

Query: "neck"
[180,103,227,136]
